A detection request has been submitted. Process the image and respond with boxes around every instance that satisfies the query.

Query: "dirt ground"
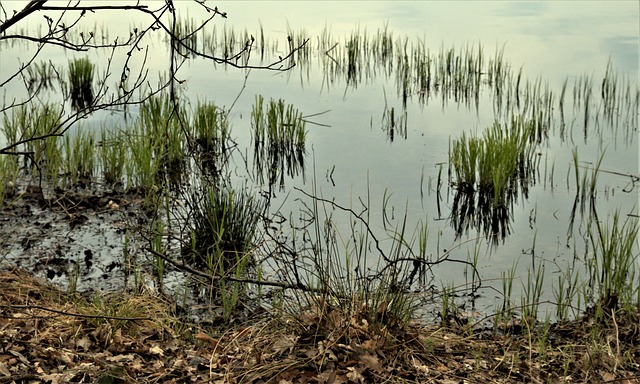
[1,267,639,383]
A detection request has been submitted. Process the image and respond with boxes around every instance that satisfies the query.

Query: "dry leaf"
[272,335,298,355]
[359,353,383,373]
[361,339,378,351]
[149,345,164,356]
[346,366,364,383]
[315,370,336,384]
[195,332,219,348]
[106,354,135,363]
[40,373,64,384]
[112,328,123,346]
[0,361,10,377]
[75,336,92,352]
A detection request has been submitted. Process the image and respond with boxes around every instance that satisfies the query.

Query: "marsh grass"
[587,212,639,315]
[2,104,63,175]
[276,186,442,341]
[451,116,536,198]
[192,101,231,174]
[449,116,537,241]
[98,128,127,187]
[137,94,190,189]
[187,184,263,272]
[63,130,95,187]
[68,57,95,110]
[127,125,160,193]
[0,154,19,207]
[252,95,306,190]
[381,98,407,142]
[180,183,264,319]
[43,134,63,185]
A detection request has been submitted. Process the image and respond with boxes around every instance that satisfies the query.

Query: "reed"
[587,211,639,314]
[68,57,95,110]
[98,128,127,187]
[43,134,62,185]
[127,122,160,192]
[381,100,407,141]
[449,115,536,204]
[251,95,306,189]
[553,262,582,321]
[193,101,230,153]
[520,263,545,326]
[0,154,18,208]
[187,184,263,273]
[345,30,362,85]
[63,129,95,187]
[3,104,62,174]
[138,94,189,186]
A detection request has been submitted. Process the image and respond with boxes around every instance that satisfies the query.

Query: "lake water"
[1,1,638,320]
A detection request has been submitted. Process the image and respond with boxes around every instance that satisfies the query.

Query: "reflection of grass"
[381,100,407,142]
[25,61,59,93]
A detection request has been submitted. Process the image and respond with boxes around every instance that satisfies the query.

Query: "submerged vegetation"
[1,8,639,382]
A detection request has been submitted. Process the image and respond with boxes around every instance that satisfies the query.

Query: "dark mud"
[0,184,259,325]
[0,185,144,293]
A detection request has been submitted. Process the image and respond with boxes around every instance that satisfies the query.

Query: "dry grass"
[0,268,638,383]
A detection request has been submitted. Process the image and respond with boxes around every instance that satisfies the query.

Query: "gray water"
[1,1,638,319]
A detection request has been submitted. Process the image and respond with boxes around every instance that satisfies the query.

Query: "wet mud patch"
[0,187,143,293]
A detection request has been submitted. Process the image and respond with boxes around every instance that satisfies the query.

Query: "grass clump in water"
[587,211,639,316]
[251,95,306,190]
[450,115,536,203]
[68,57,95,110]
[98,128,127,187]
[449,116,537,241]
[0,154,19,208]
[187,184,263,273]
[192,101,232,174]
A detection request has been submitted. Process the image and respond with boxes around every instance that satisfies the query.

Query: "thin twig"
[0,304,152,321]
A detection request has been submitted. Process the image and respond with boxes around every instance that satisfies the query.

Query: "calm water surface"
[1,1,638,318]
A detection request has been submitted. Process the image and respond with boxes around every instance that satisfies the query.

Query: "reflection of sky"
[1,1,638,315]
[206,1,638,82]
